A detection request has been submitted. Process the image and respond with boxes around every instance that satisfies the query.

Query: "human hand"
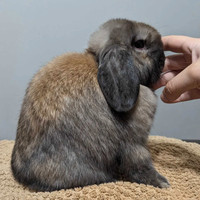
[153,35,200,103]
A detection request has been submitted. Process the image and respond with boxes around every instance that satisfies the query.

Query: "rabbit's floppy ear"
[98,44,140,112]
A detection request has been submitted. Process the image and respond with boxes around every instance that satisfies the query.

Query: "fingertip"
[160,92,170,103]
[161,35,193,53]
[162,35,178,51]
[160,93,177,103]
[160,84,177,103]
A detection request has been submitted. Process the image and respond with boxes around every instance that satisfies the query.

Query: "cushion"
[0,136,200,200]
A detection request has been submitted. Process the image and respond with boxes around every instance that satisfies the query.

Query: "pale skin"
[153,35,200,103]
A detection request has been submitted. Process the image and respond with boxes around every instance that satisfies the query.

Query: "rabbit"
[11,18,170,192]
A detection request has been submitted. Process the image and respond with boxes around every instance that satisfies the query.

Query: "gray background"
[0,0,200,140]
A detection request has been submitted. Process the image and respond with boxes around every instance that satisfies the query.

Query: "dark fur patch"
[98,45,140,112]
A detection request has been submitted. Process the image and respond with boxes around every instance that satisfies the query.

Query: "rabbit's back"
[25,53,99,119]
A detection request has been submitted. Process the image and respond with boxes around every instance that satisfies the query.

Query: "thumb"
[161,62,200,103]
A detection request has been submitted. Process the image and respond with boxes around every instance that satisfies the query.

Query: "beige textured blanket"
[0,136,200,200]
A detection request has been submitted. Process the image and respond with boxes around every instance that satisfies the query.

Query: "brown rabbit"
[11,18,169,191]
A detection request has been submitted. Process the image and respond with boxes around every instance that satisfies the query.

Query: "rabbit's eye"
[133,40,145,49]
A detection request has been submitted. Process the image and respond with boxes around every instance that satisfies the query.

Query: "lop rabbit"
[11,19,169,191]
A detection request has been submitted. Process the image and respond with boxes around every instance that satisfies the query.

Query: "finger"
[152,70,180,90]
[161,62,200,103]
[191,39,200,62]
[162,35,193,54]
[163,54,192,72]
[174,89,200,103]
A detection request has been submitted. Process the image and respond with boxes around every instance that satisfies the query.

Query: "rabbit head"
[88,19,165,112]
